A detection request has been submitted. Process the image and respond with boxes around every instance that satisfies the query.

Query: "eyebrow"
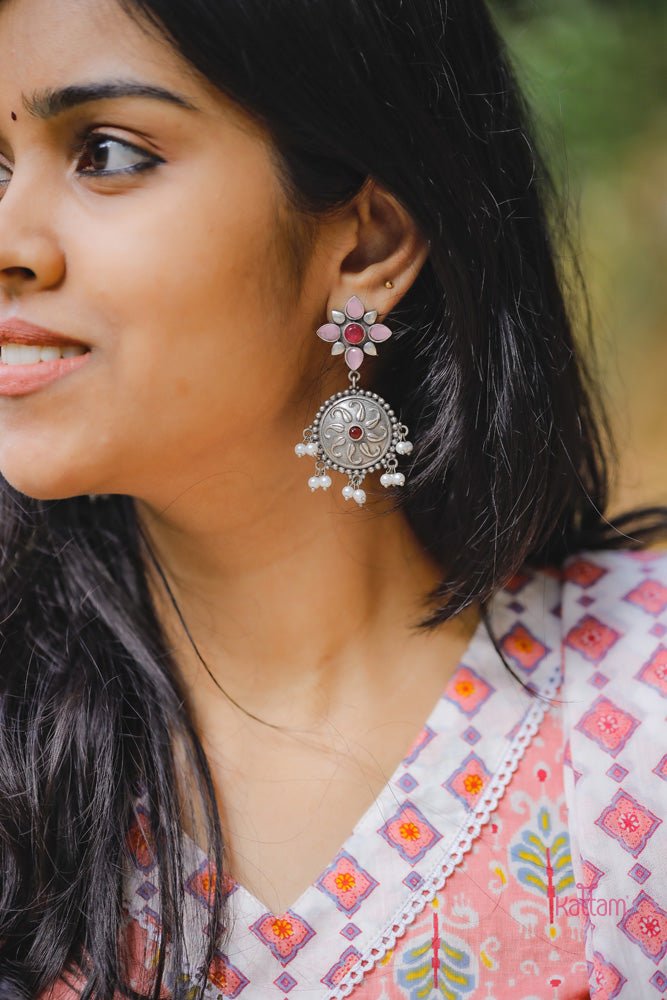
[21,79,200,120]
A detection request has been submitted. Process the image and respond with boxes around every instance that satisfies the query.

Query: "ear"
[328,178,430,321]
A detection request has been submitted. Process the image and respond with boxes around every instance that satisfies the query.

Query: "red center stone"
[348,425,363,440]
[343,323,365,345]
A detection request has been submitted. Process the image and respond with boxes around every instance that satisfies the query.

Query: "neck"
[135,484,466,726]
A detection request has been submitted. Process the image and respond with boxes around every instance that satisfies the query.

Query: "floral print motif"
[594,789,662,858]
[575,696,640,757]
[589,951,627,999]
[618,891,667,963]
[403,724,436,764]
[250,910,315,965]
[444,752,492,807]
[635,644,667,697]
[126,806,157,874]
[443,665,495,716]
[562,551,667,999]
[41,552,667,1000]
[564,558,608,588]
[207,953,249,997]
[565,614,621,662]
[378,801,442,863]
[624,578,667,615]
[508,805,575,916]
[316,851,378,915]
[394,902,477,999]
[321,947,363,989]
[500,622,548,672]
[364,707,589,999]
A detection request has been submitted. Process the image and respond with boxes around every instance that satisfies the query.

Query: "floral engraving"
[319,397,391,469]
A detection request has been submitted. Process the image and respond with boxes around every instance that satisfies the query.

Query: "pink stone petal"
[316,323,341,343]
[344,296,365,320]
[345,347,364,370]
[368,323,392,343]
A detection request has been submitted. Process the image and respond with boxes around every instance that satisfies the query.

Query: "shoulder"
[560,548,667,682]
[562,546,667,596]
[556,550,667,992]
[559,547,667,731]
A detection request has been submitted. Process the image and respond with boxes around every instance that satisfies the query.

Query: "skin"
[0,0,479,914]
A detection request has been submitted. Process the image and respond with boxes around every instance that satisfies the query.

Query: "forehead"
[0,0,207,114]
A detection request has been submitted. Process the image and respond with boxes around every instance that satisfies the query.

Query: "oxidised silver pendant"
[295,384,413,505]
[316,389,394,471]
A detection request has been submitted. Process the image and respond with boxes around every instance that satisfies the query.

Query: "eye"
[75,132,162,176]
[0,132,163,193]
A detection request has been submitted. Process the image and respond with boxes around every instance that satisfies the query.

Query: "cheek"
[68,166,295,463]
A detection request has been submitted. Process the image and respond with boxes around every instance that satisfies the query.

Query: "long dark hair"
[0,0,664,996]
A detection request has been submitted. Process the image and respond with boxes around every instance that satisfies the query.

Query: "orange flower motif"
[272,918,294,940]
[463,773,484,795]
[515,632,534,653]
[399,821,421,841]
[209,958,229,990]
[335,871,356,892]
[200,869,216,895]
[126,814,156,868]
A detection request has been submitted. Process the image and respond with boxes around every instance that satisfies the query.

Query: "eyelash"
[72,130,163,177]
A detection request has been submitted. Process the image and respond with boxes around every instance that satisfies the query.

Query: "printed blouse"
[46,550,667,1000]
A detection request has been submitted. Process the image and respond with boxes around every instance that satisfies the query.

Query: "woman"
[0,0,664,997]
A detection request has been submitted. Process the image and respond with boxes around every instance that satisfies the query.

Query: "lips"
[0,317,91,349]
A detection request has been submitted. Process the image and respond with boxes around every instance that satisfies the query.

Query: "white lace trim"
[326,661,563,1000]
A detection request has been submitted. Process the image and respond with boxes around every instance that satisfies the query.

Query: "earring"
[294,294,413,506]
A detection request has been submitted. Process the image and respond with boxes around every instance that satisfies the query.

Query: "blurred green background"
[490,0,667,515]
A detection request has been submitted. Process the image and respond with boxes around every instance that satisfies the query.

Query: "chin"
[0,466,97,502]
[0,435,111,500]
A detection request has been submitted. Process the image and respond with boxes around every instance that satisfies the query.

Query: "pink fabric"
[357,702,589,999]
[39,551,667,999]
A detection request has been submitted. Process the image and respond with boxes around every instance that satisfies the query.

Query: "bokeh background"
[490,0,667,516]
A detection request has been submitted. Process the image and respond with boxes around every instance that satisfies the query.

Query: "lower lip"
[0,351,92,396]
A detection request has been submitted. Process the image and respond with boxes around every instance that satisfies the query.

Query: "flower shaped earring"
[294,294,413,506]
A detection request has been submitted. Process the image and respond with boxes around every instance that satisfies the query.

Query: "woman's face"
[0,0,333,507]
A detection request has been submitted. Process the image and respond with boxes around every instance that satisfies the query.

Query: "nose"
[0,174,66,297]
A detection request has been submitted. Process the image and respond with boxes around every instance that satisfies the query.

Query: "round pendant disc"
[317,392,393,470]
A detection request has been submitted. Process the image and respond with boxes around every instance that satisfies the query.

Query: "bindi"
[10,111,17,120]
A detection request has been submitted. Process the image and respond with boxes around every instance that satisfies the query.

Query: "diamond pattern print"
[207,952,249,997]
[595,790,662,858]
[378,801,442,863]
[444,751,492,807]
[316,850,378,915]
[635,645,667,697]
[624,578,667,616]
[113,553,667,1000]
[250,910,315,966]
[574,696,640,757]
[500,622,548,672]
[618,891,667,963]
[565,614,621,662]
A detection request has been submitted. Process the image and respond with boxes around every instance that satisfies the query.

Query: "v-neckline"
[177,568,561,922]
[125,567,564,998]
[228,611,490,918]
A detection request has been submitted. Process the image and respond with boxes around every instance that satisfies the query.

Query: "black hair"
[0,0,664,997]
